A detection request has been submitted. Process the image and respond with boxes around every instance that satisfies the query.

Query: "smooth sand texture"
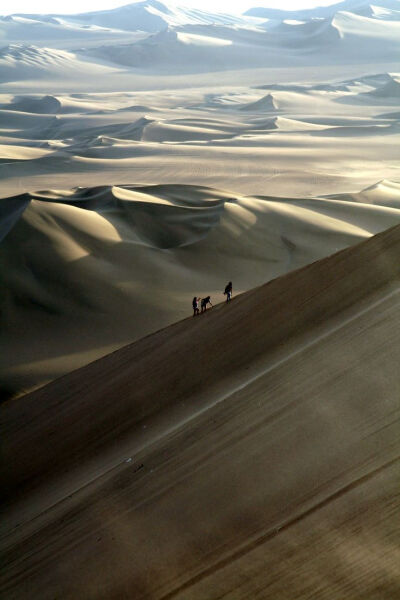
[1,3,400,595]
[1,225,400,599]
[1,4,400,397]
[2,181,400,397]
[1,72,400,200]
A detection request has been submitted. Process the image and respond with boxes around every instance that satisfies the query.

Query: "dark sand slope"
[1,225,400,599]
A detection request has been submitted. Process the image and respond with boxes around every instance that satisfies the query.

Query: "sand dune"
[80,12,400,73]
[240,93,278,112]
[259,16,341,47]
[332,8,400,46]
[0,144,53,161]
[1,68,399,201]
[1,2,399,596]
[246,0,400,20]
[365,72,400,99]
[0,43,119,83]
[1,93,128,115]
[0,2,252,55]
[1,0,399,84]
[1,180,400,398]
[84,26,272,73]
[64,0,249,32]
[324,179,400,207]
[1,56,399,401]
[1,224,399,599]
[3,93,61,114]
[0,195,31,241]
[0,13,144,50]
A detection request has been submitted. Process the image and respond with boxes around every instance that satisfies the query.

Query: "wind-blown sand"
[1,225,399,598]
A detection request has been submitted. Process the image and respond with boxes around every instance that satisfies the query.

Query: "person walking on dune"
[192,296,200,316]
[224,281,233,302]
[201,296,213,313]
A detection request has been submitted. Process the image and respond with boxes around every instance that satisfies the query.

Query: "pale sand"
[1,44,400,397]
[1,72,400,200]
[1,225,399,599]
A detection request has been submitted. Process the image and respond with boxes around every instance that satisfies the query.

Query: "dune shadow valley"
[1,1,400,599]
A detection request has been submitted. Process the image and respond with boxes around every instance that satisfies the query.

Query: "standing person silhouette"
[201,296,213,313]
[224,281,233,302]
[192,296,200,316]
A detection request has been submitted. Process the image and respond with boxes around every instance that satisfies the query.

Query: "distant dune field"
[1,52,400,397]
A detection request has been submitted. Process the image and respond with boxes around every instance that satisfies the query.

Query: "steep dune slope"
[1,224,399,599]
[2,182,400,398]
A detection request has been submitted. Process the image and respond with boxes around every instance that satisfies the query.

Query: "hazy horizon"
[0,0,350,17]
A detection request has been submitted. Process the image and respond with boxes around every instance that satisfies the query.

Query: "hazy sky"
[1,0,342,16]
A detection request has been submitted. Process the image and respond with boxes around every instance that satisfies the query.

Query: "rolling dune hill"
[1,72,399,200]
[63,0,250,32]
[1,224,400,599]
[0,14,145,50]
[0,43,120,84]
[1,181,400,399]
[0,1,400,400]
[1,0,399,85]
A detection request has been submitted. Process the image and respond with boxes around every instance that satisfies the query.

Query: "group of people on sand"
[192,282,232,316]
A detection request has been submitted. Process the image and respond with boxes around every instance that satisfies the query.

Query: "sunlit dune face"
[26,200,122,261]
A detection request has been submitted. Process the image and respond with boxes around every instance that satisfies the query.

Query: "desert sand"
[2,179,400,397]
[1,1,400,597]
[1,224,400,598]
[1,0,400,397]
